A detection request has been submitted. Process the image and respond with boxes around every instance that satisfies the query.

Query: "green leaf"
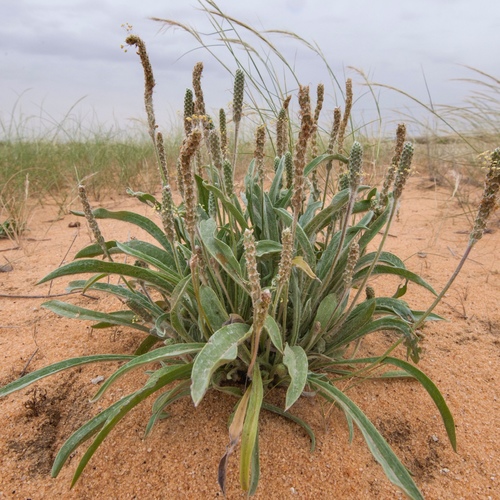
[199,285,229,332]
[67,280,165,318]
[38,260,176,293]
[274,208,316,267]
[263,315,283,354]
[380,357,456,451]
[191,322,251,406]
[145,381,191,437]
[74,241,119,259]
[41,301,150,333]
[283,344,308,411]
[255,240,282,258]
[327,299,376,349]
[353,265,437,296]
[203,181,248,230]
[71,208,171,251]
[304,153,348,177]
[92,343,203,401]
[309,374,424,500]
[269,155,285,203]
[314,293,340,331]
[303,189,349,237]
[70,363,192,486]
[240,364,263,492]
[199,218,246,290]
[115,240,177,274]
[355,251,406,271]
[374,297,415,322]
[125,188,160,209]
[0,354,134,399]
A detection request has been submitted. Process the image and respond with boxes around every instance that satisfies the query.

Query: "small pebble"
[91,375,105,385]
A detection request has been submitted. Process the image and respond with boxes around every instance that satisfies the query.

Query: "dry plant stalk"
[254,125,266,183]
[125,35,156,143]
[337,79,353,154]
[291,85,313,216]
[180,129,203,242]
[382,124,407,199]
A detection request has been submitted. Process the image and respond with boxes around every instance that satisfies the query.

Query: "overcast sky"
[2,0,499,139]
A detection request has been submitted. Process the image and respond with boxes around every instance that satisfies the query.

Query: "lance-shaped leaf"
[191,322,251,406]
[240,364,263,492]
[263,315,283,354]
[41,301,150,333]
[92,343,204,401]
[69,363,193,486]
[199,285,229,332]
[71,208,172,251]
[0,354,134,399]
[353,265,437,295]
[283,344,308,410]
[309,374,424,500]
[38,260,176,292]
[199,218,246,289]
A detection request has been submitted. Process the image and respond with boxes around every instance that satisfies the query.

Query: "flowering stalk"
[232,69,245,171]
[125,35,156,145]
[79,185,111,261]
[413,147,500,331]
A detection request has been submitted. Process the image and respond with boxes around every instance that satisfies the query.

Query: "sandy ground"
[0,175,499,499]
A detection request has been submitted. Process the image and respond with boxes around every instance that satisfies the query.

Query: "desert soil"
[0,175,499,499]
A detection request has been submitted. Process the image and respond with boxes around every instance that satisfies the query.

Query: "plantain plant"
[2,29,499,500]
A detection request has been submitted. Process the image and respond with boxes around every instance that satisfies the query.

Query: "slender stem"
[413,241,475,331]
[342,196,397,320]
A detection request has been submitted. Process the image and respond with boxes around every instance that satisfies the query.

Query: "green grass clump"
[2,8,500,500]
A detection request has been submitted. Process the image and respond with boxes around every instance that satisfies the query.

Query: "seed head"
[276,228,294,287]
[233,69,245,125]
[470,148,500,243]
[219,108,228,159]
[78,184,110,260]
[192,62,205,116]
[209,129,224,173]
[161,184,176,244]
[180,129,203,239]
[243,229,261,306]
[343,240,359,287]
[183,88,194,136]
[126,35,156,141]
[292,85,313,213]
[382,124,406,200]
[156,131,169,185]
[310,83,325,160]
[276,107,288,158]
[254,125,266,183]
[348,141,363,191]
[393,142,414,199]
[223,160,234,195]
[337,79,353,154]
[284,151,293,189]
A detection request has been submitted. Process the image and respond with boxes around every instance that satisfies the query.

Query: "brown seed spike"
[291,85,313,214]
[192,62,205,117]
[126,35,156,142]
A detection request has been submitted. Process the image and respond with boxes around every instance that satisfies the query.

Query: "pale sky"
[2,0,499,139]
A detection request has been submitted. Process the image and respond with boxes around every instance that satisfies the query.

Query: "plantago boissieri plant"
[3,18,498,500]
